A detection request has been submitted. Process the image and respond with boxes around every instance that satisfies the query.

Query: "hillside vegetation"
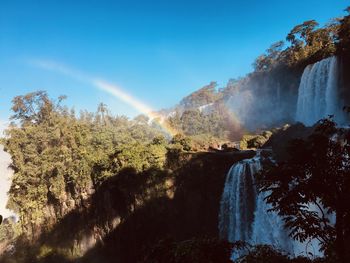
[0,6,350,263]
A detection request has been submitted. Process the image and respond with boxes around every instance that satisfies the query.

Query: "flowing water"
[219,56,343,256]
[218,152,324,259]
[218,153,293,259]
[296,56,344,126]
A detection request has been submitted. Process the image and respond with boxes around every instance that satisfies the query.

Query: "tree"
[170,134,192,152]
[96,102,109,125]
[142,238,233,263]
[180,110,207,136]
[179,82,221,108]
[283,19,337,66]
[337,7,350,57]
[287,20,319,46]
[253,41,284,71]
[134,114,150,124]
[11,91,56,125]
[167,111,182,132]
[4,91,168,239]
[257,118,350,262]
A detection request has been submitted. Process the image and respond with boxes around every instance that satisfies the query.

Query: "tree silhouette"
[257,118,350,262]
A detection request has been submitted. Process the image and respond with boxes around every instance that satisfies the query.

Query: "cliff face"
[223,67,302,131]
[0,150,254,263]
[77,151,255,263]
[1,62,348,263]
[157,63,303,141]
[2,47,349,263]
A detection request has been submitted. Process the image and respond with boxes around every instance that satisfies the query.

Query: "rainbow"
[30,59,178,137]
[93,79,178,136]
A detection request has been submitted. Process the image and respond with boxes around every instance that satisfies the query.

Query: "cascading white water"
[219,153,323,259]
[218,156,260,243]
[296,56,344,126]
[218,153,294,258]
[0,145,14,219]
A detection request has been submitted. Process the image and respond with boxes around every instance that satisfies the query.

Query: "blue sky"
[0,0,349,122]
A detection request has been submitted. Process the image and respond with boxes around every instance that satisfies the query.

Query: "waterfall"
[219,153,293,257]
[218,156,260,243]
[295,56,344,126]
[0,145,14,219]
[219,153,323,259]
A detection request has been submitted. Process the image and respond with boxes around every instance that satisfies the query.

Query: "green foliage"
[10,91,63,125]
[166,81,243,141]
[180,110,206,136]
[166,11,348,140]
[257,118,350,262]
[144,240,330,263]
[34,244,73,263]
[234,244,329,263]
[3,92,168,238]
[2,7,350,262]
[253,41,285,71]
[142,238,233,263]
[337,7,350,57]
[0,218,17,242]
[180,82,222,108]
[170,134,192,151]
[168,101,241,141]
[254,17,339,71]
[237,244,291,263]
[188,134,222,151]
[96,140,167,177]
[240,130,273,149]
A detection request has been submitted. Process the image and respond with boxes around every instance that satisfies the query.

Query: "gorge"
[0,57,348,263]
[1,5,350,262]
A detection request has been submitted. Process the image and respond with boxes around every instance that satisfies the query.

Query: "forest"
[0,5,350,263]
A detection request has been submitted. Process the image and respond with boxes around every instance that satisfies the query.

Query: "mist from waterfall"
[0,145,14,219]
[225,76,293,131]
[296,56,345,126]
